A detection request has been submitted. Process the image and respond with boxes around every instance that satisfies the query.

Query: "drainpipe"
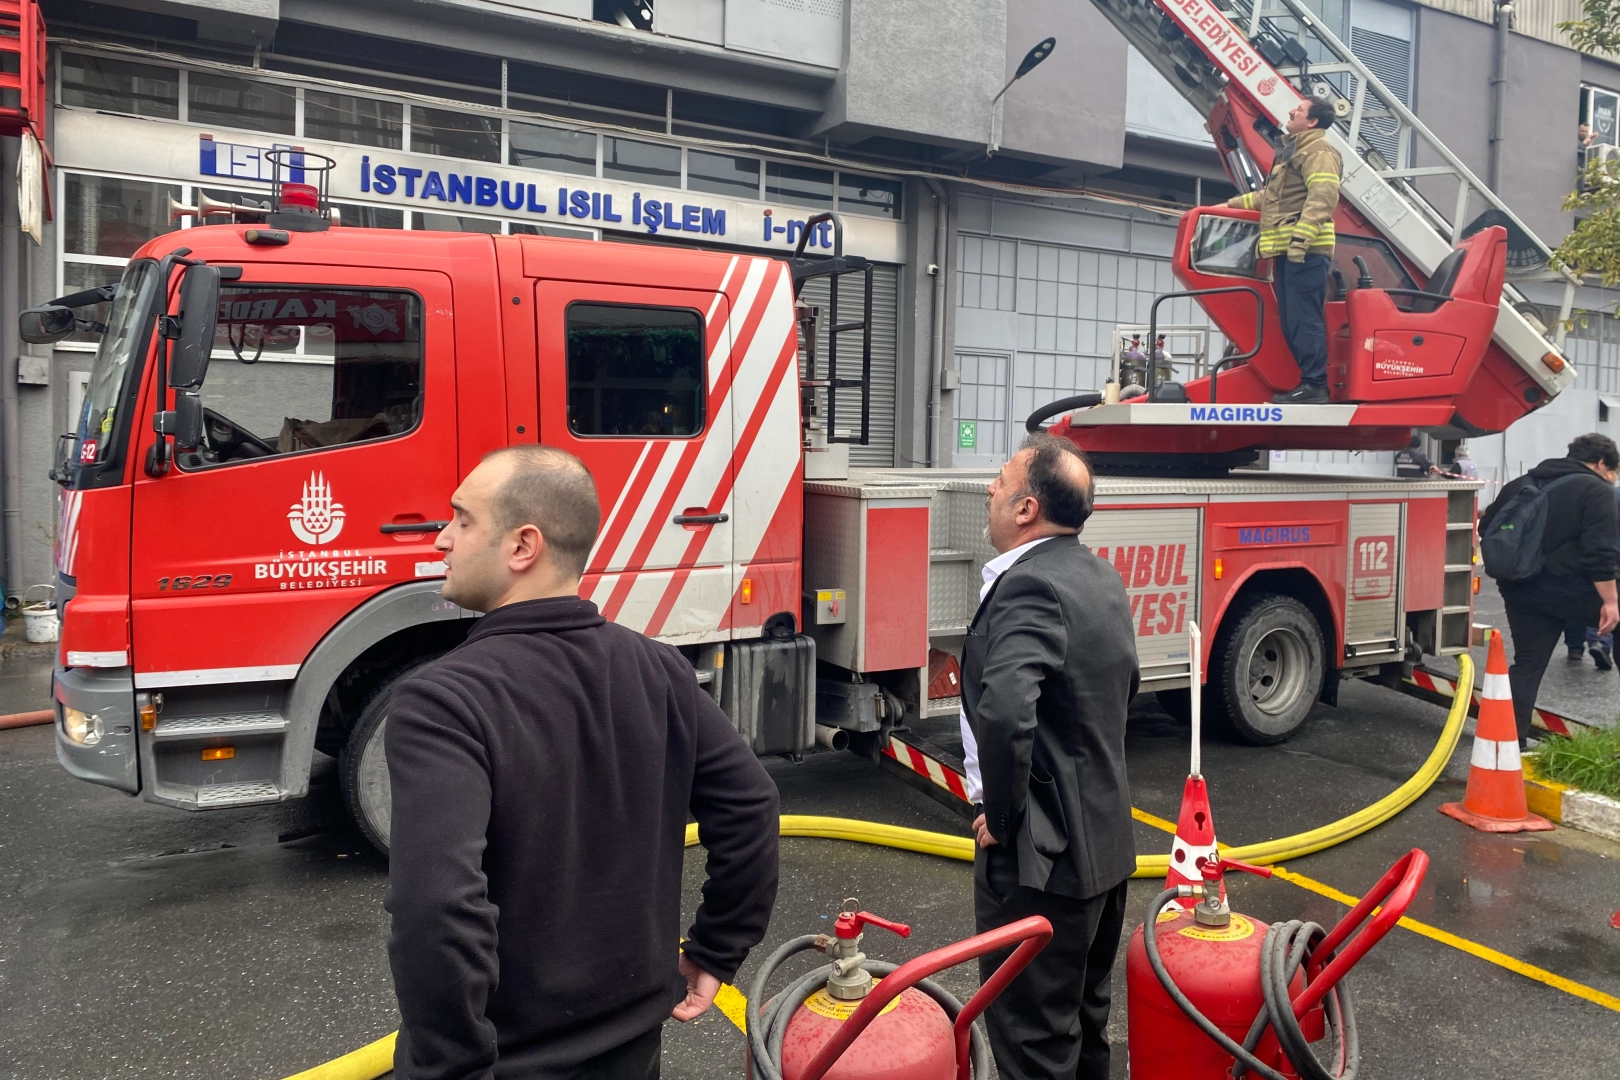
[0,135,21,602]
[924,178,948,468]
[1488,0,1513,191]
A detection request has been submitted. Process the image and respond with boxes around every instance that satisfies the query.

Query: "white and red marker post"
[1167,623,1221,908]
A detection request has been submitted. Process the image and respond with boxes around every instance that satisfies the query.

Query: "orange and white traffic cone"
[1439,628,1553,833]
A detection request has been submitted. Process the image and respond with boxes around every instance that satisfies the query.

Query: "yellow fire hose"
[282,653,1472,1080]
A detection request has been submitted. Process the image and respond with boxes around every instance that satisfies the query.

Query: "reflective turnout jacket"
[1227,128,1342,259]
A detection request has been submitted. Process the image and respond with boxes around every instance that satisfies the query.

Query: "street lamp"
[988,37,1056,157]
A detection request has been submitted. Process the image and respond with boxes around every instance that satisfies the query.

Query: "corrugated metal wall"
[798,265,899,467]
[1410,0,1584,49]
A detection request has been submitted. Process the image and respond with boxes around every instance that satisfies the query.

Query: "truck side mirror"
[172,390,204,450]
[169,264,221,390]
[18,305,76,344]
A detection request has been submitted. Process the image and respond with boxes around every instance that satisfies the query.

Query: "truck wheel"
[339,658,438,856]
[1208,594,1324,745]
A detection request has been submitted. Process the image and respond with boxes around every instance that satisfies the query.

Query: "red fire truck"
[30,0,1571,851]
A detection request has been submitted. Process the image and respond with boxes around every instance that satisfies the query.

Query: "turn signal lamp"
[62,707,102,746]
[1474,575,1481,595]
[1541,351,1567,374]
[139,703,158,731]
[1213,558,1225,580]
[741,578,754,604]
[201,746,235,761]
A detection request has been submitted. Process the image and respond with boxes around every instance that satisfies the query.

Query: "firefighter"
[1228,98,1342,405]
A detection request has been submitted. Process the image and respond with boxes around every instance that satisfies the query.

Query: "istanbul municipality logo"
[289,471,346,546]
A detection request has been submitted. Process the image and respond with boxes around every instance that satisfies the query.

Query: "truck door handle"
[673,513,728,526]
[380,520,450,534]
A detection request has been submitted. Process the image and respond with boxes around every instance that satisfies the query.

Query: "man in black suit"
[964,433,1139,1080]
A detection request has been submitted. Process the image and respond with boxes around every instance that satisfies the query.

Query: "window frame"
[562,299,708,440]
[176,283,429,472]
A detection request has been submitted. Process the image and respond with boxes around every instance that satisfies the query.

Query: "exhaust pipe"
[815,724,850,752]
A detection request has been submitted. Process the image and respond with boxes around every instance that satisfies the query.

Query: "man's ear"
[1015,494,1042,526]
[507,523,547,573]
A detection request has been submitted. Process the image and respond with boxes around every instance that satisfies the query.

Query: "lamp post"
[988,37,1056,157]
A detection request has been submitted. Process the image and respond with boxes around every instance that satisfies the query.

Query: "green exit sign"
[957,421,977,449]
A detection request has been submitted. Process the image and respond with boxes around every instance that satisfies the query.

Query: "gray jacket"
[962,536,1139,900]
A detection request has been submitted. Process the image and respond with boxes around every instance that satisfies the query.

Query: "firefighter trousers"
[975,846,1129,1080]
[1273,254,1330,388]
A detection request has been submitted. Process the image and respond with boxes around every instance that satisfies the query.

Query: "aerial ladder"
[1040,0,1581,466]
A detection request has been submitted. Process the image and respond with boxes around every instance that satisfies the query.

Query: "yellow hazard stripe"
[1305,172,1340,185]
[1128,807,1620,1014]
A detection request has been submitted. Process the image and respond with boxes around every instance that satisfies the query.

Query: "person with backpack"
[1479,433,1620,747]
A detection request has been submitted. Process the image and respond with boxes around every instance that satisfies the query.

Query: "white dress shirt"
[959,535,1078,804]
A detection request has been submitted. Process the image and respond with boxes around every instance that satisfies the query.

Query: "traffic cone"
[1166,774,1221,907]
[1440,629,1554,833]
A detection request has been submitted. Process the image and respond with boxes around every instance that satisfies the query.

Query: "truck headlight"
[62,707,102,746]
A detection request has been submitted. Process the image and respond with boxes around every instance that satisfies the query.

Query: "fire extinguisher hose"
[744,935,993,1080]
[1141,888,1359,1080]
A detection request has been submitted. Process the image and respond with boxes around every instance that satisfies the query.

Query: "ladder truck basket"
[0,0,45,140]
[789,211,873,448]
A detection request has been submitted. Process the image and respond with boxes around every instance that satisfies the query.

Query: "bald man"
[385,446,779,1080]
[964,434,1138,1080]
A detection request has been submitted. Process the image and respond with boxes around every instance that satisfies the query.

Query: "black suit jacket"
[963,535,1139,900]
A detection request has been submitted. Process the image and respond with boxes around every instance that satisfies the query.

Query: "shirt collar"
[982,535,1071,588]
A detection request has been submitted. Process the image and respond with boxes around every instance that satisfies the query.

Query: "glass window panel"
[412,212,502,233]
[334,203,405,229]
[188,72,296,135]
[60,262,125,345]
[60,54,179,118]
[766,161,833,209]
[509,121,597,176]
[836,172,900,219]
[510,222,597,239]
[602,136,681,185]
[64,175,181,258]
[687,151,760,200]
[304,91,403,149]
[188,287,424,467]
[566,304,705,437]
[410,106,501,163]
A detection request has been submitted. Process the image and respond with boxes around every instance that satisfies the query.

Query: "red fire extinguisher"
[1126,848,1428,1080]
[747,899,1052,1080]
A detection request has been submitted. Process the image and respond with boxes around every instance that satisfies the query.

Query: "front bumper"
[53,664,139,794]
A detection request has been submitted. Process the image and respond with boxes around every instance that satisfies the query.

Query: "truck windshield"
[76,259,160,466]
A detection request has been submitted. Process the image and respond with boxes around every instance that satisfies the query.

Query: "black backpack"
[1480,473,1584,582]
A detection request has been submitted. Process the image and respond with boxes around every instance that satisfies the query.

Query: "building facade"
[1,0,1616,596]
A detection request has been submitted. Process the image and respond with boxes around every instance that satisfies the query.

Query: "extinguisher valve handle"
[1203,857,1272,881]
[834,910,913,940]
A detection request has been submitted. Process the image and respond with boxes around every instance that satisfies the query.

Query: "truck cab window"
[566,304,704,437]
[181,286,423,468]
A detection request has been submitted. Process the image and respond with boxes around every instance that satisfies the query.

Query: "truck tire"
[1207,594,1324,745]
[339,657,439,856]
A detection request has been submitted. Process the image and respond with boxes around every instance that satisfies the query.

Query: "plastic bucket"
[21,584,56,644]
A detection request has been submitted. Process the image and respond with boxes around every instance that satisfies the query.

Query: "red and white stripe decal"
[582,255,802,641]
[882,734,972,804]
[57,490,84,576]
[1405,667,1582,737]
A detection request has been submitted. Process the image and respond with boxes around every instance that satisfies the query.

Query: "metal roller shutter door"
[797,264,899,467]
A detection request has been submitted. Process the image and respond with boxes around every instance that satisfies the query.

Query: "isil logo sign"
[289,471,346,546]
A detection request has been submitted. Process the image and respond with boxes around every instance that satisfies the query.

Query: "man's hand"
[672,953,721,1022]
[1601,600,1619,637]
[973,813,998,849]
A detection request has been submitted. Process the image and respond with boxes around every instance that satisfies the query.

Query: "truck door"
[128,269,458,685]
[533,277,736,642]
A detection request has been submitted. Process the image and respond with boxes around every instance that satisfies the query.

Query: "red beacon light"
[263,149,339,232]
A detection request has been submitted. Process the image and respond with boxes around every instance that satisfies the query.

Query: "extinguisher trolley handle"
[797,915,1054,1080]
[1291,848,1429,1018]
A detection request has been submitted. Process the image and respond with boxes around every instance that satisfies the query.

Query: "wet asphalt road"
[2,637,1618,1080]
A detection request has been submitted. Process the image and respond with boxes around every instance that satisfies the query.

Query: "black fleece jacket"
[384,597,779,1080]
[1481,457,1620,582]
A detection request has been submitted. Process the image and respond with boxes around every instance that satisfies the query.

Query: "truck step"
[194,781,283,808]
[152,712,287,740]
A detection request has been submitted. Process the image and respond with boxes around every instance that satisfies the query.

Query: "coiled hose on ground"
[285,652,1471,1080]
[744,936,992,1080]
[1142,886,1359,1080]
